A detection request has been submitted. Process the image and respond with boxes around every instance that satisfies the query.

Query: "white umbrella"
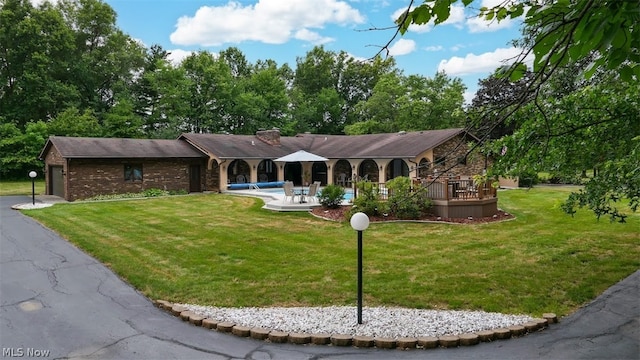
[275,150,328,186]
[274,150,328,163]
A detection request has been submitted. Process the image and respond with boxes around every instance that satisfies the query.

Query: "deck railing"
[416,178,496,201]
[351,178,497,201]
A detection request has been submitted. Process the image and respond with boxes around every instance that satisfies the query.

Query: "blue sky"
[97,0,525,103]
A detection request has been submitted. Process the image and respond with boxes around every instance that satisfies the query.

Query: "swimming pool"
[259,187,354,201]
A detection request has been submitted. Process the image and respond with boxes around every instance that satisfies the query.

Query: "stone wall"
[432,135,492,177]
[65,158,205,201]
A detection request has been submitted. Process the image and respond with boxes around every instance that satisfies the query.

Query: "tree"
[181,51,233,134]
[346,71,465,134]
[394,0,639,221]
[491,71,639,222]
[0,0,79,127]
[46,107,100,137]
[0,121,48,179]
[57,0,145,115]
[292,46,396,134]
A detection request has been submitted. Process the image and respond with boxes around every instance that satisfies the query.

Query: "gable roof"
[39,136,206,160]
[180,128,471,159]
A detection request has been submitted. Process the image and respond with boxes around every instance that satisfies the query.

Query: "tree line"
[0,0,467,179]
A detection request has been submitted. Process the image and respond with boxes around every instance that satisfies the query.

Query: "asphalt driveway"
[1,195,638,359]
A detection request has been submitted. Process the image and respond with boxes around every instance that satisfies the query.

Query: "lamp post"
[350,212,369,324]
[28,171,37,205]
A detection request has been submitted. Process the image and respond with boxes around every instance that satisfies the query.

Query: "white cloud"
[424,45,443,52]
[294,29,334,45]
[166,49,195,66]
[437,47,527,76]
[170,0,364,46]
[388,38,416,56]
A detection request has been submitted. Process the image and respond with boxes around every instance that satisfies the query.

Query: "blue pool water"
[260,187,353,201]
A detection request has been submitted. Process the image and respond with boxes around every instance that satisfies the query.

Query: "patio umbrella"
[274,150,328,163]
[275,150,328,185]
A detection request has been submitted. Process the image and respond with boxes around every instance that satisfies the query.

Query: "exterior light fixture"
[350,212,370,324]
[28,171,37,205]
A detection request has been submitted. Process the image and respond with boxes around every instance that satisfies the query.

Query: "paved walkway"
[1,195,638,359]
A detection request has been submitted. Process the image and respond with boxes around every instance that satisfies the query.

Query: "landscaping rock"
[543,313,558,324]
[330,334,352,346]
[288,333,311,344]
[352,335,374,348]
[249,327,270,340]
[508,324,526,336]
[216,322,235,333]
[310,333,331,345]
[397,337,417,349]
[417,336,439,349]
[202,318,218,329]
[438,335,459,348]
[268,331,289,343]
[458,333,479,346]
[374,337,396,349]
[231,325,251,337]
[476,330,495,342]
[494,328,512,339]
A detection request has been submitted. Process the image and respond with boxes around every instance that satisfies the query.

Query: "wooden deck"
[355,178,499,218]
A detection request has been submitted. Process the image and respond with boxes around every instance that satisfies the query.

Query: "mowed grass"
[23,186,639,317]
[0,180,45,196]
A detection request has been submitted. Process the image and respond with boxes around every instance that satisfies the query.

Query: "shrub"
[142,188,169,197]
[386,176,432,219]
[317,184,345,209]
[349,180,388,217]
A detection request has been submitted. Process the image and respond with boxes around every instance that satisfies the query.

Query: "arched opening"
[334,159,352,187]
[228,159,250,184]
[311,162,328,185]
[418,158,431,178]
[385,159,409,181]
[358,159,379,183]
[284,162,302,185]
[257,159,277,182]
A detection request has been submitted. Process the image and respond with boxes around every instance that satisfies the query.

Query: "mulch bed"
[310,206,514,224]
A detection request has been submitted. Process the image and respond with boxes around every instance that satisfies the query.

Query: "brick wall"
[65,158,205,201]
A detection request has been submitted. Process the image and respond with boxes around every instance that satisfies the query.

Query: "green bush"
[142,188,170,197]
[349,180,388,217]
[386,176,432,219]
[317,184,345,209]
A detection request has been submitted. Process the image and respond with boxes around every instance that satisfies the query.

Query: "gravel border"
[155,300,557,349]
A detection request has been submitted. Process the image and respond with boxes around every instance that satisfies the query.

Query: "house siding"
[64,158,205,201]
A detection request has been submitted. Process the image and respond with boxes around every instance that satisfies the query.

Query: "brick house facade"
[40,129,494,201]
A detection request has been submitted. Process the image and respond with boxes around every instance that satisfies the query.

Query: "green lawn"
[22,186,639,317]
[0,180,45,196]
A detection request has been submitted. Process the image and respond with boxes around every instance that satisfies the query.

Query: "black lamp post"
[29,171,37,205]
[350,211,369,324]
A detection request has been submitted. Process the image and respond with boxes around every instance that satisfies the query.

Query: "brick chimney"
[256,128,281,146]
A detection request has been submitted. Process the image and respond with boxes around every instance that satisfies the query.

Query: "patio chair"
[282,181,296,203]
[258,174,269,182]
[236,174,247,183]
[306,183,319,203]
[337,173,347,187]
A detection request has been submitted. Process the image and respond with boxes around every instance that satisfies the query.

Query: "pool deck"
[223,188,323,212]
